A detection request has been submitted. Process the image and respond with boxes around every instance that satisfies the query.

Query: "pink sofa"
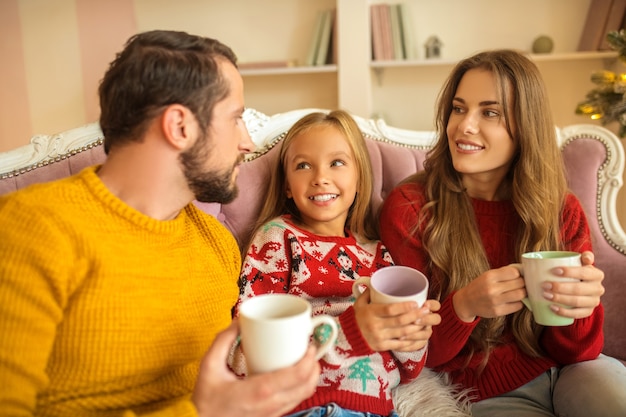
[1,108,625,368]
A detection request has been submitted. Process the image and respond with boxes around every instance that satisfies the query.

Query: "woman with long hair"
[379,49,626,416]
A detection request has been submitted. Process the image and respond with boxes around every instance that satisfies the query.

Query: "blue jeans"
[471,354,626,417]
[284,403,399,417]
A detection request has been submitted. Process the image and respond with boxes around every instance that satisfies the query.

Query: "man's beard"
[180,135,240,204]
[187,166,238,204]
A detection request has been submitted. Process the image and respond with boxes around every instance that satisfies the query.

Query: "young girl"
[379,49,626,416]
[231,110,441,417]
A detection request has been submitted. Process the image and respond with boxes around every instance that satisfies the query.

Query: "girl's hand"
[542,251,604,319]
[354,288,441,352]
[452,265,527,322]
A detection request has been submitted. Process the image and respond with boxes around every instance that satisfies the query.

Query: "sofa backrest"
[1,108,625,362]
[217,132,431,248]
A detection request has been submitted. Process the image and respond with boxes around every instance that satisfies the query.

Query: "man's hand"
[192,320,320,417]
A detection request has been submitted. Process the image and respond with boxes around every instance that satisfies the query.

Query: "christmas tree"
[576,30,626,138]
[348,358,376,392]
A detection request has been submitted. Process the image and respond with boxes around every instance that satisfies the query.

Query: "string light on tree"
[576,30,626,137]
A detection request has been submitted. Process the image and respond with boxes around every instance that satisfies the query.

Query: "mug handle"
[351,276,371,299]
[509,263,532,311]
[310,315,339,360]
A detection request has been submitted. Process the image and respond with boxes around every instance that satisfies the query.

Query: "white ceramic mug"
[238,293,338,374]
[352,265,429,306]
[511,251,581,326]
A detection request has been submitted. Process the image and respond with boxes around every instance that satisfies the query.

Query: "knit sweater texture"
[231,215,426,416]
[379,182,604,402]
[0,166,241,416]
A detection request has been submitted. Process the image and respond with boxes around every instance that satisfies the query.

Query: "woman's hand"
[354,288,441,352]
[192,319,320,417]
[542,251,604,319]
[452,265,526,322]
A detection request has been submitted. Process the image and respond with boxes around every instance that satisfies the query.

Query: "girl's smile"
[309,193,339,203]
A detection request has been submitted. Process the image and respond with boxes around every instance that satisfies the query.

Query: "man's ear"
[161,104,196,150]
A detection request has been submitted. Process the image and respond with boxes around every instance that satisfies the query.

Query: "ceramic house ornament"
[424,36,443,58]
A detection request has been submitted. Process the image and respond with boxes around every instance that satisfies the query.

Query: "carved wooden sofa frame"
[1,108,625,415]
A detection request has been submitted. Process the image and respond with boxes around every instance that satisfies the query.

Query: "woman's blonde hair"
[406,49,569,365]
[243,110,377,251]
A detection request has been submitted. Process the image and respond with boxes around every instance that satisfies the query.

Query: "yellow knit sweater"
[0,166,241,416]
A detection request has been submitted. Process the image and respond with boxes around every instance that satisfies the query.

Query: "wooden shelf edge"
[237,53,617,76]
[370,51,619,69]
[529,51,617,62]
[240,65,338,77]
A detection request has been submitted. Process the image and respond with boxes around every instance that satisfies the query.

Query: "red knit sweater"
[231,215,426,415]
[379,182,604,402]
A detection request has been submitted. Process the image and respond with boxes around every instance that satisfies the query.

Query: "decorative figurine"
[424,36,443,59]
[532,35,554,54]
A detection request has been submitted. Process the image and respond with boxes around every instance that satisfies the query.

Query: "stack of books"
[370,2,417,61]
[578,0,626,51]
[238,8,336,70]
[305,8,337,66]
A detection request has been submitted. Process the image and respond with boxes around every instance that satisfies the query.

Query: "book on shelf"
[390,4,405,59]
[399,2,417,59]
[599,0,626,50]
[378,4,394,60]
[238,60,297,70]
[306,10,326,66]
[371,3,416,61]
[370,4,386,61]
[315,9,334,66]
[330,8,338,65]
[578,0,615,51]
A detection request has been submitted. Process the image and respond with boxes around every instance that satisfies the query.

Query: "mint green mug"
[511,251,580,326]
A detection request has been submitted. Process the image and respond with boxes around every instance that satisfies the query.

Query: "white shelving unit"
[167,0,618,131]
[197,0,617,132]
[369,51,618,68]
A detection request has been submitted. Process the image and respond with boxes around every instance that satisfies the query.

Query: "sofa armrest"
[558,125,626,254]
[557,124,626,363]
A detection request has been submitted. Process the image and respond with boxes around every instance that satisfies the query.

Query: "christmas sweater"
[379,181,604,402]
[231,215,427,416]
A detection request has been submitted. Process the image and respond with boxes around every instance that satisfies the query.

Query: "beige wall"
[0,0,333,153]
[0,0,136,153]
[0,0,31,151]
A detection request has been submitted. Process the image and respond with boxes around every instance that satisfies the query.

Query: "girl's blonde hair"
[244,110,377,251]
[405,49,569,365]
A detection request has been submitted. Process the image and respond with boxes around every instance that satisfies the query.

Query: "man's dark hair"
[98,30,238,153]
